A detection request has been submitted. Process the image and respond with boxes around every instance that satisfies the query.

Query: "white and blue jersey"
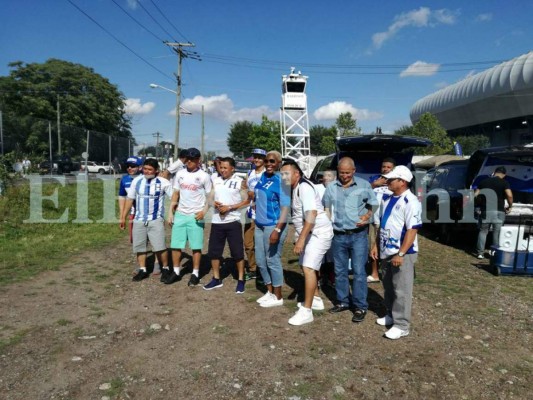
[378,190,422,258]
[127,175,173,222]
[254,172,290,227]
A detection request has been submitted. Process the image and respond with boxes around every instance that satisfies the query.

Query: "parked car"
[38,155,74,175]
[234,160,252,179]
[310,134,432,184]
[80,161,114,174]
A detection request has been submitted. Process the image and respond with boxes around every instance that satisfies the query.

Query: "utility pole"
[57,95,61,155]
[152,132,162,159]
[201,105,205,160]
[165,42,200,159]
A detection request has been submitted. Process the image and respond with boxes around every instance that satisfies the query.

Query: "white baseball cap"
[383,165,413,183]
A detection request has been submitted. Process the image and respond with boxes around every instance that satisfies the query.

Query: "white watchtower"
[280,67,311,175]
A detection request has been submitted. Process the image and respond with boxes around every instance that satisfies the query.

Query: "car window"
[444,165,467,190]
[312,155,334,183]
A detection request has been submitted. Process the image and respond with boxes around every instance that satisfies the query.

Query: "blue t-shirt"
[254,172,291,227]
[119,174,138,214]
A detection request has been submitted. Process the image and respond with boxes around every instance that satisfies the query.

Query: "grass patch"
[57,319,73,326]
[0,329,30,352]
[0,179,125,286]
[105,377,125,398]
[212,324,229,335]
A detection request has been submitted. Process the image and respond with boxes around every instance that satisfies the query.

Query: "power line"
[66,0,175,83]
[133,0,178,42]
[109,0,166,44]
[148,0,191,43]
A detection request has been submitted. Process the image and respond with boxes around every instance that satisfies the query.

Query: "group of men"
[118,148,422,340]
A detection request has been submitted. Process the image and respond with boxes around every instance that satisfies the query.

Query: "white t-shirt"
[373,185,393,225]
[168,159,185,174]
[246,168,265,220]
[292,181,332,240]
[174,168,212,215]
[212,174,244,224]
[378,190,422,258]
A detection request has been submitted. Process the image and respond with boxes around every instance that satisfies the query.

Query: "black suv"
[310,134,432,184]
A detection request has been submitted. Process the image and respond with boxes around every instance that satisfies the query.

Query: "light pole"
[150,83,192,159]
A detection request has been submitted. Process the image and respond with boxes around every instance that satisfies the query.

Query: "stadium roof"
[410,51,533,130]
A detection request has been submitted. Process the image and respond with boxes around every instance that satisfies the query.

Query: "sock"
[173,267,181,275]
[139,267,147,272]
[192,269,199,277]
[162,266,170,270]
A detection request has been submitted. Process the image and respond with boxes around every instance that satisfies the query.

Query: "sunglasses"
[265,159,277,164]
[126,164,138,169]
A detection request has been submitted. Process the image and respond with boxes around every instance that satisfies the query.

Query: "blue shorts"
[170,212,205,250]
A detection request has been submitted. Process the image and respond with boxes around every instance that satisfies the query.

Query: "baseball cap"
[186,147,201,158]
[252,148,267,156]
[494,166,507,174]
[126,156,141,166]
[178,149,189,158]
[383,165,413,183]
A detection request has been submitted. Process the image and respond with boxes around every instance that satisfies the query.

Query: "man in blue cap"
[118,156,142,243]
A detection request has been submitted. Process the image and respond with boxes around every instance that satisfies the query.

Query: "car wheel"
[98,168,105,174]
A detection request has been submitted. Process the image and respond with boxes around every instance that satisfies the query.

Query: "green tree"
[0,59,132,157]
[227,120,255,156]
[335,112,361,137]
[394,124,415,136]
[452,134,490,155]
[310,125,337,155]
[410,112,452,155]
[251,116,281,153]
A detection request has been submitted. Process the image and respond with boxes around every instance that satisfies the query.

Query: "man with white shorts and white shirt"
[281,160,333,326]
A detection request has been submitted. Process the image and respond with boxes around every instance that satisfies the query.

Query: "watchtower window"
[286,82,305,93]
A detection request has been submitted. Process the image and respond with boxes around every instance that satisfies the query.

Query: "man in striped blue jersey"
[120,158,174,282]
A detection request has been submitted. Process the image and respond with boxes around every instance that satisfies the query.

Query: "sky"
[1,0,532,156]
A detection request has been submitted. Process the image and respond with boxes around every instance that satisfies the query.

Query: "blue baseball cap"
[126,156,141,166]
[186,147,201,158]
[252,148,267,156]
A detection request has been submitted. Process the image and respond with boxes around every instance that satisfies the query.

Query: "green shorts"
[171,212,205,250]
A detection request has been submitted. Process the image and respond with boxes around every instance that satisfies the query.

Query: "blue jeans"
[332,230,368,310]
[476,210,505,255]
[254,225,288,287]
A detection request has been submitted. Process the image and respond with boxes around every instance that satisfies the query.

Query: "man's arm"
[168,190,180,225]
[119,198,134,229]
[390,228,418,267]
[504,188,513,213]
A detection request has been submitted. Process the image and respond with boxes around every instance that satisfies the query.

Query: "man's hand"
[167,212,174,226]
[269,230,280,245]
[391,254,404,267]
[293,238,305,255]
[370,245,378,260]
[372,176,387,188]
[195,211,205,221]
[119,217,126,230]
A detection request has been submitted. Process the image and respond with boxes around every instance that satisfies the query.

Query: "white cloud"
[475,13,493,22]
[124,98,155,115]
[313,101,383,121]
[400,61,440,77]
[371,7,458,49]
[177,94,276,122]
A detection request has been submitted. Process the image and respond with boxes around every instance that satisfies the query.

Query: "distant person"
[118,156,142,243]
[161,149,188,182]
[254,151,290,308]
[119,158,172,282]
[281,160,333,326]
[243,148,267,281]
[22,157,31,176]
[474,166,513,259]
[112,157,121,175]
[203,157,249,293]
[322,157,377,323]
[315,169,336,287]
[367,158,396,283]
[370,165,422,340]
[210,156,223,183]
[166,148,212,286]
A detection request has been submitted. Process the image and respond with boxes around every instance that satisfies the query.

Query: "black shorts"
[208,221,244,260]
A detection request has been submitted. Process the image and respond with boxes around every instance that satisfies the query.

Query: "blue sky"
[1,1,532,155]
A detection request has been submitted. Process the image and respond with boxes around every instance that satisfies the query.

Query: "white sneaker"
[256,292,274,304]
[376,315,394,326]
[260,296,284,308]
[297,296,325,311]
[288,307,314,326]
[384,326,409,340]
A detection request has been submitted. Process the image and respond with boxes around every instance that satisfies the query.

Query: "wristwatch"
[398,251,405,257]
[274,227,281,233]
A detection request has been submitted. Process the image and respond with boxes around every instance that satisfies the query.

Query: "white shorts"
[299,230,333,271]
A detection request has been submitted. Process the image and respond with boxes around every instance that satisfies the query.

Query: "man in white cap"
[243,148,267,280]
[370,165,422,340]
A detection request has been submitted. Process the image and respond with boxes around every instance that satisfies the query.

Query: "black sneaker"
[244,271,257,281]
[164,271,182,285]
[328,304,350,314]
[132,270,149,282]
[352,309,367,323]
[188,275,200,287]
[160,268,172,283]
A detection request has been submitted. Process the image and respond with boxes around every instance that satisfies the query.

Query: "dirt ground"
[0,225,531,400]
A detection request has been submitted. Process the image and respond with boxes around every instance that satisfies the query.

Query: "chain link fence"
[0,112,133,174]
